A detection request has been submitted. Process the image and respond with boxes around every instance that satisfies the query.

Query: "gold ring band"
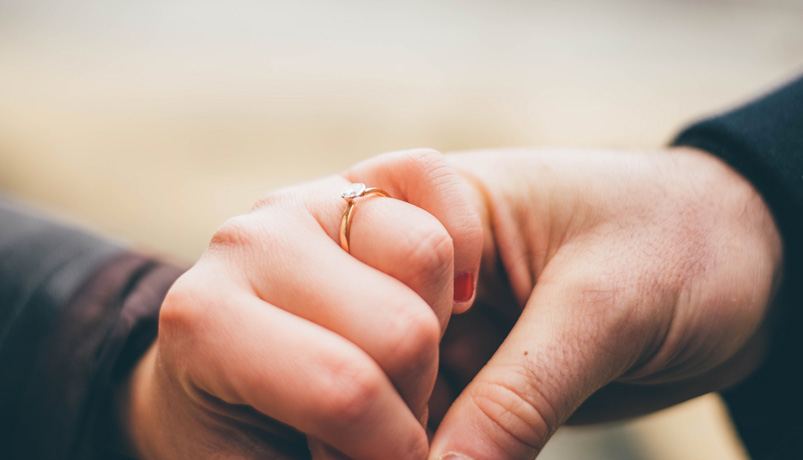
[340,182,390,252]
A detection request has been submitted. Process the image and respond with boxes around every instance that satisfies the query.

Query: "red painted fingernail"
[454,272,474,302]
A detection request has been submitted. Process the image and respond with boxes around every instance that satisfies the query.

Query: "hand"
[428,147,782,459]
[114,149,483,459]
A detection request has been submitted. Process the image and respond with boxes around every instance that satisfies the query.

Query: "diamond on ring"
[339,183,390,253]
[341,182,366,200]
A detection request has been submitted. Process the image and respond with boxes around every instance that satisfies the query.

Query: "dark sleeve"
[672,76,803,460]
[0,198,184,459]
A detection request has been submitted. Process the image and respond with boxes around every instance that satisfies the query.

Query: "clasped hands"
[117,147,782,460]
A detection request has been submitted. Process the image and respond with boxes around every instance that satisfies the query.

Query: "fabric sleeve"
[0,197,184,459]
[672,76,803,460]
[673,76,803,243]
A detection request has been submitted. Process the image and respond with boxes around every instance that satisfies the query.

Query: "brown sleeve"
[0,201,186,460]
[10,251,184,459]
[11,252,183,459]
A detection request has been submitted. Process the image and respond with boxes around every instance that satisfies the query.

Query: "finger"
[214,209,442,420]
[343,148,483,313]
[160,274,428,460]
[347,194,455,330]
[428,271,652,460]
[430,298,515,426]
[252,173,458,329]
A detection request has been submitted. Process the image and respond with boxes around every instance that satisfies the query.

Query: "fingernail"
[454,272,474,302]
[440,453,473,460]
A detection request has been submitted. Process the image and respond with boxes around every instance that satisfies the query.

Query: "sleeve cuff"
[12,252,184,460]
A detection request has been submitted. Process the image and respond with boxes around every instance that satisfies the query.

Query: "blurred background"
[2,0,801,458]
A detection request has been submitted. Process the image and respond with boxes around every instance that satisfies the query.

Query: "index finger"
[343,149,484,313]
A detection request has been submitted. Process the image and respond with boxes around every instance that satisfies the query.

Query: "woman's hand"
[428,147,782,459]
[115,149,483,460]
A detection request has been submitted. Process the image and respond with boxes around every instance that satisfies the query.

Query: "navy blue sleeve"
[673,76,803,245]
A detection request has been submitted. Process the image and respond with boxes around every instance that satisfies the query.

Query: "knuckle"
[456,207,484,246]
[159,275,202,335]
[250,188,298,212]
[250,189,282,212]
[403,223,454,278]
[208,215,257,252]
[384,306,440,376]
[402,149,455,187]
[314,356,384,427]
[469,374,558,454]
[208,213,290,261]
[157,274,213,373]
[372,148,452,188]
[398,148,446,171]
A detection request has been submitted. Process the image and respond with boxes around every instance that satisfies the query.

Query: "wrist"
[671,144,784,287]
[111,341,160,459]
[671,145,782,262]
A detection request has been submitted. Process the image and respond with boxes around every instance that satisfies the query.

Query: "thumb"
[428,274,652,459]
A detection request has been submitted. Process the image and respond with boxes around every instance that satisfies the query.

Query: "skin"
[428,147,782,459]
[117,146,782,459]
[116,149,483,459]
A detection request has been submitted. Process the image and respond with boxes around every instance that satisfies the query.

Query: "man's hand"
[114,149,483,460]
[428,147,782,459]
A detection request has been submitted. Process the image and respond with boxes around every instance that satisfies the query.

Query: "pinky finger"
[162,284,428,460]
